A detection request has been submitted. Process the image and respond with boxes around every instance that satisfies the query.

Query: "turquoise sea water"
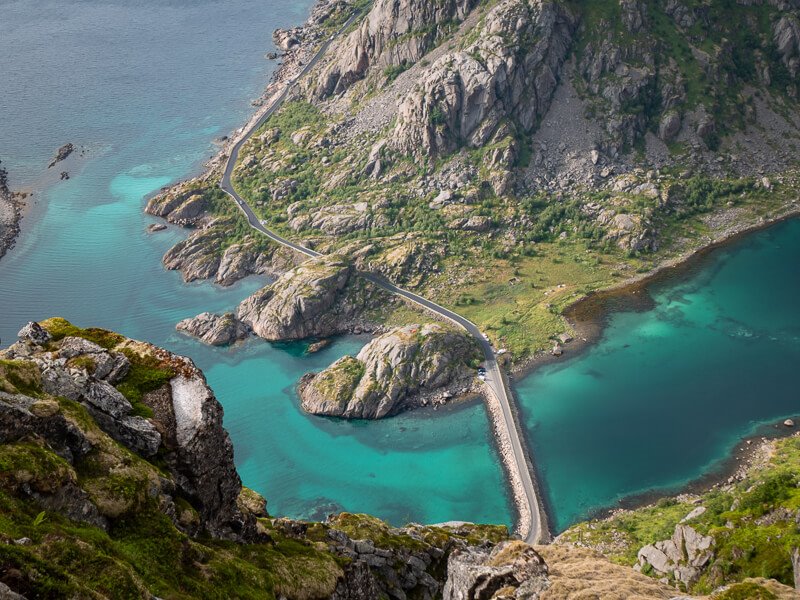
[0,0,512,528]
[518,219,800,531]
[2,0,799,536]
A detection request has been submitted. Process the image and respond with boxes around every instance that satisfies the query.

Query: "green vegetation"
[41,317,125,349]
[560,436,800,594]
[309,356,365,404]
[0,359,42,397]
[115,350,175,418]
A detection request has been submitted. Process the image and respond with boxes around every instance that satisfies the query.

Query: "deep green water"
[2,0,798,536]
[518,219,800,532]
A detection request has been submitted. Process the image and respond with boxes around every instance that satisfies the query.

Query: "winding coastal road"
[219,9,549,545]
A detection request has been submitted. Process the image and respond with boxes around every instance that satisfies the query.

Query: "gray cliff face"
[176,312,250,346]
[1,320,256,541]
[443,541,550,599]
[237,254,364,341]
[390,0,575,159]
[315,0,478,98]
[299,323,479,419]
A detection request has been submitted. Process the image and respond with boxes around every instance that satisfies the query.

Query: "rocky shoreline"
[583,424,800,529]
[0,164,25,262]
[511,202,800,381]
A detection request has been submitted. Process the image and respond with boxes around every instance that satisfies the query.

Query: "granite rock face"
[1,319,256,541]
[636,524,715,587]
[176,312,250,346]
[161,217,298,286]
[391,0,575,158]
[237,254,364,341]
[299,323,479,418]
[316,0,478,98]
[443,540,550,599]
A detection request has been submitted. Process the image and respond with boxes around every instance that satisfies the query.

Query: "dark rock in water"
[307,338,331,353]
[48,143,75,168]
[176,312,250,346]
[266,51,279,60]
[60,171,70,180]
[147,223,168,233]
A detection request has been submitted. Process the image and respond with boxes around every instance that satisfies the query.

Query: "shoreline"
[578,423,800,529]
[151,0,344,198]
[510,200,800,382]
[507,205,800,535]
[137,0,800,541]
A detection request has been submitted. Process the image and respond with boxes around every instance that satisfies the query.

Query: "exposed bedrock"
[299,323,480,419]
[390,0,576,158]
[315,0,478,98]
[237,254,371,341]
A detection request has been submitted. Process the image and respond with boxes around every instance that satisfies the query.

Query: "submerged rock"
[48,143,75,168]
[299,323,479,418]
[176,312,250,346]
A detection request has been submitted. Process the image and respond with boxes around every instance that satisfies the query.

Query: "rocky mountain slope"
[6,318,780,599]
[147,0,800,366]
[298,323,480,418]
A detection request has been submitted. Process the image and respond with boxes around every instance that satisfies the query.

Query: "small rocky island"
[299,323,480,419]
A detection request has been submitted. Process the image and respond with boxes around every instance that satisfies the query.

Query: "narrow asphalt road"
[218,9,548,545]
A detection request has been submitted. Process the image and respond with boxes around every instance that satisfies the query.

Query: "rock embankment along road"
[219,7,549,545]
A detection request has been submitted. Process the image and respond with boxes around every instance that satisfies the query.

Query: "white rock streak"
[171,373,208,447]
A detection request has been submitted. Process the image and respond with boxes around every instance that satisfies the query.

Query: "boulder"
[443,541,550,599]
[636,524,714,587]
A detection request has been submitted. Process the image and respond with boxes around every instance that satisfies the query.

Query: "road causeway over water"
[219,9,549,544]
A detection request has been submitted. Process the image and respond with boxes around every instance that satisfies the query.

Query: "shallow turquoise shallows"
[2,0,800,536]
[0,0,512,528]
[517,219,800,532]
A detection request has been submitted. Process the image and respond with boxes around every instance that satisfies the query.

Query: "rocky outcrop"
[1,318,256,541]
[161,217,298,286]
[443,541,550,599]
[774,14,800,79]
[635,524,715,587]
[176,312,250,346]
[48,143,75,168]
[325,513,509,600]
[288,200,385,235]
[299,323,479,418]
[237,254,366,341]
[315,0,478,98]
[145,181,210,226]
[390,0,575,158]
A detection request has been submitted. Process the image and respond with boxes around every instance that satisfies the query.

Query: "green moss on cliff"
[0,359,42,397]
[41,317,125,350]
[115,349,175,419]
